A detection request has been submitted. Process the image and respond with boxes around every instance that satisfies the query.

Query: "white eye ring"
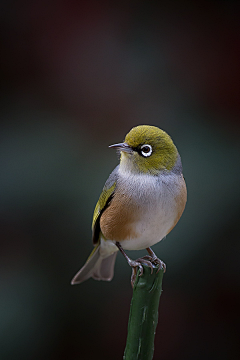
[140,144,152,157]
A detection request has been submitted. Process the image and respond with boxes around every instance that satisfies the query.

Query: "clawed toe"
[136,255,166,272]
[129,260,144,287]
[135,257,154,274]
[151,257,166,273]
[131,267,137,287]
[146,247,166,273]
[128,259,144,275]
[129,256,166,287]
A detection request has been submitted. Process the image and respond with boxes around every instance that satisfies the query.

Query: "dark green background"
[1,2,240,359]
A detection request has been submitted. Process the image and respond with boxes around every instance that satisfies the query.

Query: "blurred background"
[1,1,240,359]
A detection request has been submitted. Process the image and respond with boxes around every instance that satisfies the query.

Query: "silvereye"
[71,125,187,285]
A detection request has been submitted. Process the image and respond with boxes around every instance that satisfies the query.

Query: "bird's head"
[109,125,179,175]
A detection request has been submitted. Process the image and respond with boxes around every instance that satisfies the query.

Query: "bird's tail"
[71,245,117,285]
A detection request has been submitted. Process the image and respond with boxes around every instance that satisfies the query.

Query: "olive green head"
[109,125,179,175]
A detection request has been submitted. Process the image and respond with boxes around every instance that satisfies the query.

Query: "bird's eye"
[140,144,152,157]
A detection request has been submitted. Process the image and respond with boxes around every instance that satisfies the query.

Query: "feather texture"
[71,245,117,284]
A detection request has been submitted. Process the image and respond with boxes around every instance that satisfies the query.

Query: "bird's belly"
[100,172,186,252]
[119,204,176,250]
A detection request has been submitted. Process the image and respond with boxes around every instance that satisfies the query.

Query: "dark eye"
[140,144,152,157]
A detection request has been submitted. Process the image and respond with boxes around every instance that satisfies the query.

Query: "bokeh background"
[1,1,240,359]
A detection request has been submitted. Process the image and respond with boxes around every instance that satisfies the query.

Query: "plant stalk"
[123,265,164,360]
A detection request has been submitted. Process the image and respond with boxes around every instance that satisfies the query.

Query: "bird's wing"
[92,165,119,244]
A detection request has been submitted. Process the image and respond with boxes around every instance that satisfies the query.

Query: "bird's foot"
[145,247,167,273]
[115,242,145,287]
[130,256,166,286]
[115,242,166,288]
[130,257,157,287]
[135,255,166,272]
[152,257,166,273]
[127,259,144,288]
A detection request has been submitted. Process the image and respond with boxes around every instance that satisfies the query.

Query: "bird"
[71,125,187,286]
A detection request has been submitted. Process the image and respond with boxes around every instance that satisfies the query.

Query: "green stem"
[123,265,164,360]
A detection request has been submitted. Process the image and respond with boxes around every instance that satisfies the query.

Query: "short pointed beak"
[109,142,133,153]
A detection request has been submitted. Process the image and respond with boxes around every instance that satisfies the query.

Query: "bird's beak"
[109,142,133,154]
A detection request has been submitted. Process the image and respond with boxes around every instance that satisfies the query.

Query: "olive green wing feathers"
[92,165,119,244]
[71,166,119,285]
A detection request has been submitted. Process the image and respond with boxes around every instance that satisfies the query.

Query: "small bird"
[71,125,187,286]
